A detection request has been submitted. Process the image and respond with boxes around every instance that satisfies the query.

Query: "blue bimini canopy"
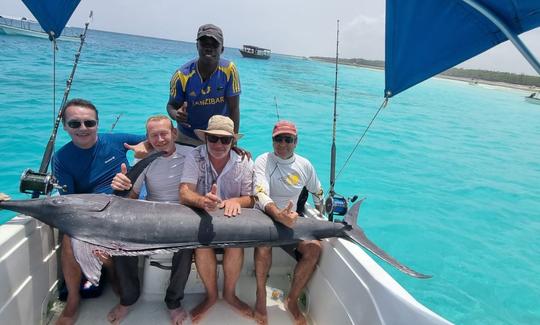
[384,0,540,98]
[22,0,81,39]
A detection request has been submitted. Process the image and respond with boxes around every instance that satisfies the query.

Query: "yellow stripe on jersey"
[217,64,231,80]
[218,62,241,94]
[169,72,180,98]
[230,63,240,93]
[169,70,196,99]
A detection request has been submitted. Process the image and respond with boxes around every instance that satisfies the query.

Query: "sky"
[1,0,540,75]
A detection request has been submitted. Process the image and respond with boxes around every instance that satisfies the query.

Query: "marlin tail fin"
[343,199,432,279]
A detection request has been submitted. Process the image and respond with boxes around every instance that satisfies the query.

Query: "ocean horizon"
[0,30,539,324]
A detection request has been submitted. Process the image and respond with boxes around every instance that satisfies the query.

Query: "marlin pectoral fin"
[343,200,432,279]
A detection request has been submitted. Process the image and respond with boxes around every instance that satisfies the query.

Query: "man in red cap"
[253,120,324,325]
[167,24,241,147]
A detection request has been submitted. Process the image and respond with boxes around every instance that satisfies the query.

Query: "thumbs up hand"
[176,102,191,128]
[111,163,132,191]
[277,201,298,228]
[203,184,222,212]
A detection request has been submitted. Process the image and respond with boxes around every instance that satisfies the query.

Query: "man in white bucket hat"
[179,115,255,322]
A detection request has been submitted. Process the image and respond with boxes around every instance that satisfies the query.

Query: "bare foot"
[107,304,130,324]
[190,296,217,324]
[254,311,268,324]
[254,291,268,325]
[169,307,189,325]
[223,294,254,319]
[56,314,77,325]
[56,297,79,325]
[286,296,307,325]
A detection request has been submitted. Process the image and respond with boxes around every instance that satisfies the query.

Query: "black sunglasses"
[207,135,233,144]
[273,135,295,144]
[67,120,97,129]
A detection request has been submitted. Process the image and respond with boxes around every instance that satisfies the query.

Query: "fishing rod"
[20,11,93,198]
[324,20,358,222]
[274,96,280,121]
[110,113,123,132]
[326,20,340,222]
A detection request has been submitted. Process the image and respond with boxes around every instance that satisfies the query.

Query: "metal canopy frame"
[462,0,540,75]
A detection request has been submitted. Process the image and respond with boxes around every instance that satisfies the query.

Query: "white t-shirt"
[254,152,323,211]
[132,144,193,203]
[180,145,253,199]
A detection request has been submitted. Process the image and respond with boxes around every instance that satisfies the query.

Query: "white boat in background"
[525,92,540,105]
[0,15,80,42]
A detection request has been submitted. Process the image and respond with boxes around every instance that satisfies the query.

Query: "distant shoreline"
[309,57,540,93]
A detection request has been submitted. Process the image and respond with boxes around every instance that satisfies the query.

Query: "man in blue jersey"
[53,98,147,325]
[167,24,241,146]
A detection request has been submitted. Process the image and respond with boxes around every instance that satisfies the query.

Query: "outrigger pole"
[20,12,93,198]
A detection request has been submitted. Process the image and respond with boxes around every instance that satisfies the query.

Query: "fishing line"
[334,97,388,183]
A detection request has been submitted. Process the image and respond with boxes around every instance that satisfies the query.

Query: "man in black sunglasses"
[180,115,255,322]
[167,24,241,147]
[253,120,324,325]
[52,98,148,325]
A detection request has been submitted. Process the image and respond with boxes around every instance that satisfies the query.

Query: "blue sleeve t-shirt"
[168,58,241,139]
[52,133,146,195]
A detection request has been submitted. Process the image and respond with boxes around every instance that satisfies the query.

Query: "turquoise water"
[1,31,539,324]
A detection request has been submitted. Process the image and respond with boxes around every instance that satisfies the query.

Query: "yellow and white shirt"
[254,152,323,211]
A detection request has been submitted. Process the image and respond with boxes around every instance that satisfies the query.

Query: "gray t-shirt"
[133,144,193,203]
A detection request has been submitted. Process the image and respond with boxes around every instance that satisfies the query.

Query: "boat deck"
[47,251,300,324]
[2,213,452,325]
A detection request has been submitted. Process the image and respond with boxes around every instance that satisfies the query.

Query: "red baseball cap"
[272,120,297,137]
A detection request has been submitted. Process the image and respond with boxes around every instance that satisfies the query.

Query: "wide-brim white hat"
[194,115,243,142]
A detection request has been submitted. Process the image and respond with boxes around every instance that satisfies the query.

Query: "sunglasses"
[207,135,233,144]
[66,120,97,129]
[273,135,295,144]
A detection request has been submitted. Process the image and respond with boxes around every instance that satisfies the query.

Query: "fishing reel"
[325,193,359,220]
[19,169,65,196]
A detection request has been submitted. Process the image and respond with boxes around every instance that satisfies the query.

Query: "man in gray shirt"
[109,115,193,325]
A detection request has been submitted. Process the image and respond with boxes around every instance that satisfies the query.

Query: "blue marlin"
[0,152,429,282]
[0,193,430,283]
